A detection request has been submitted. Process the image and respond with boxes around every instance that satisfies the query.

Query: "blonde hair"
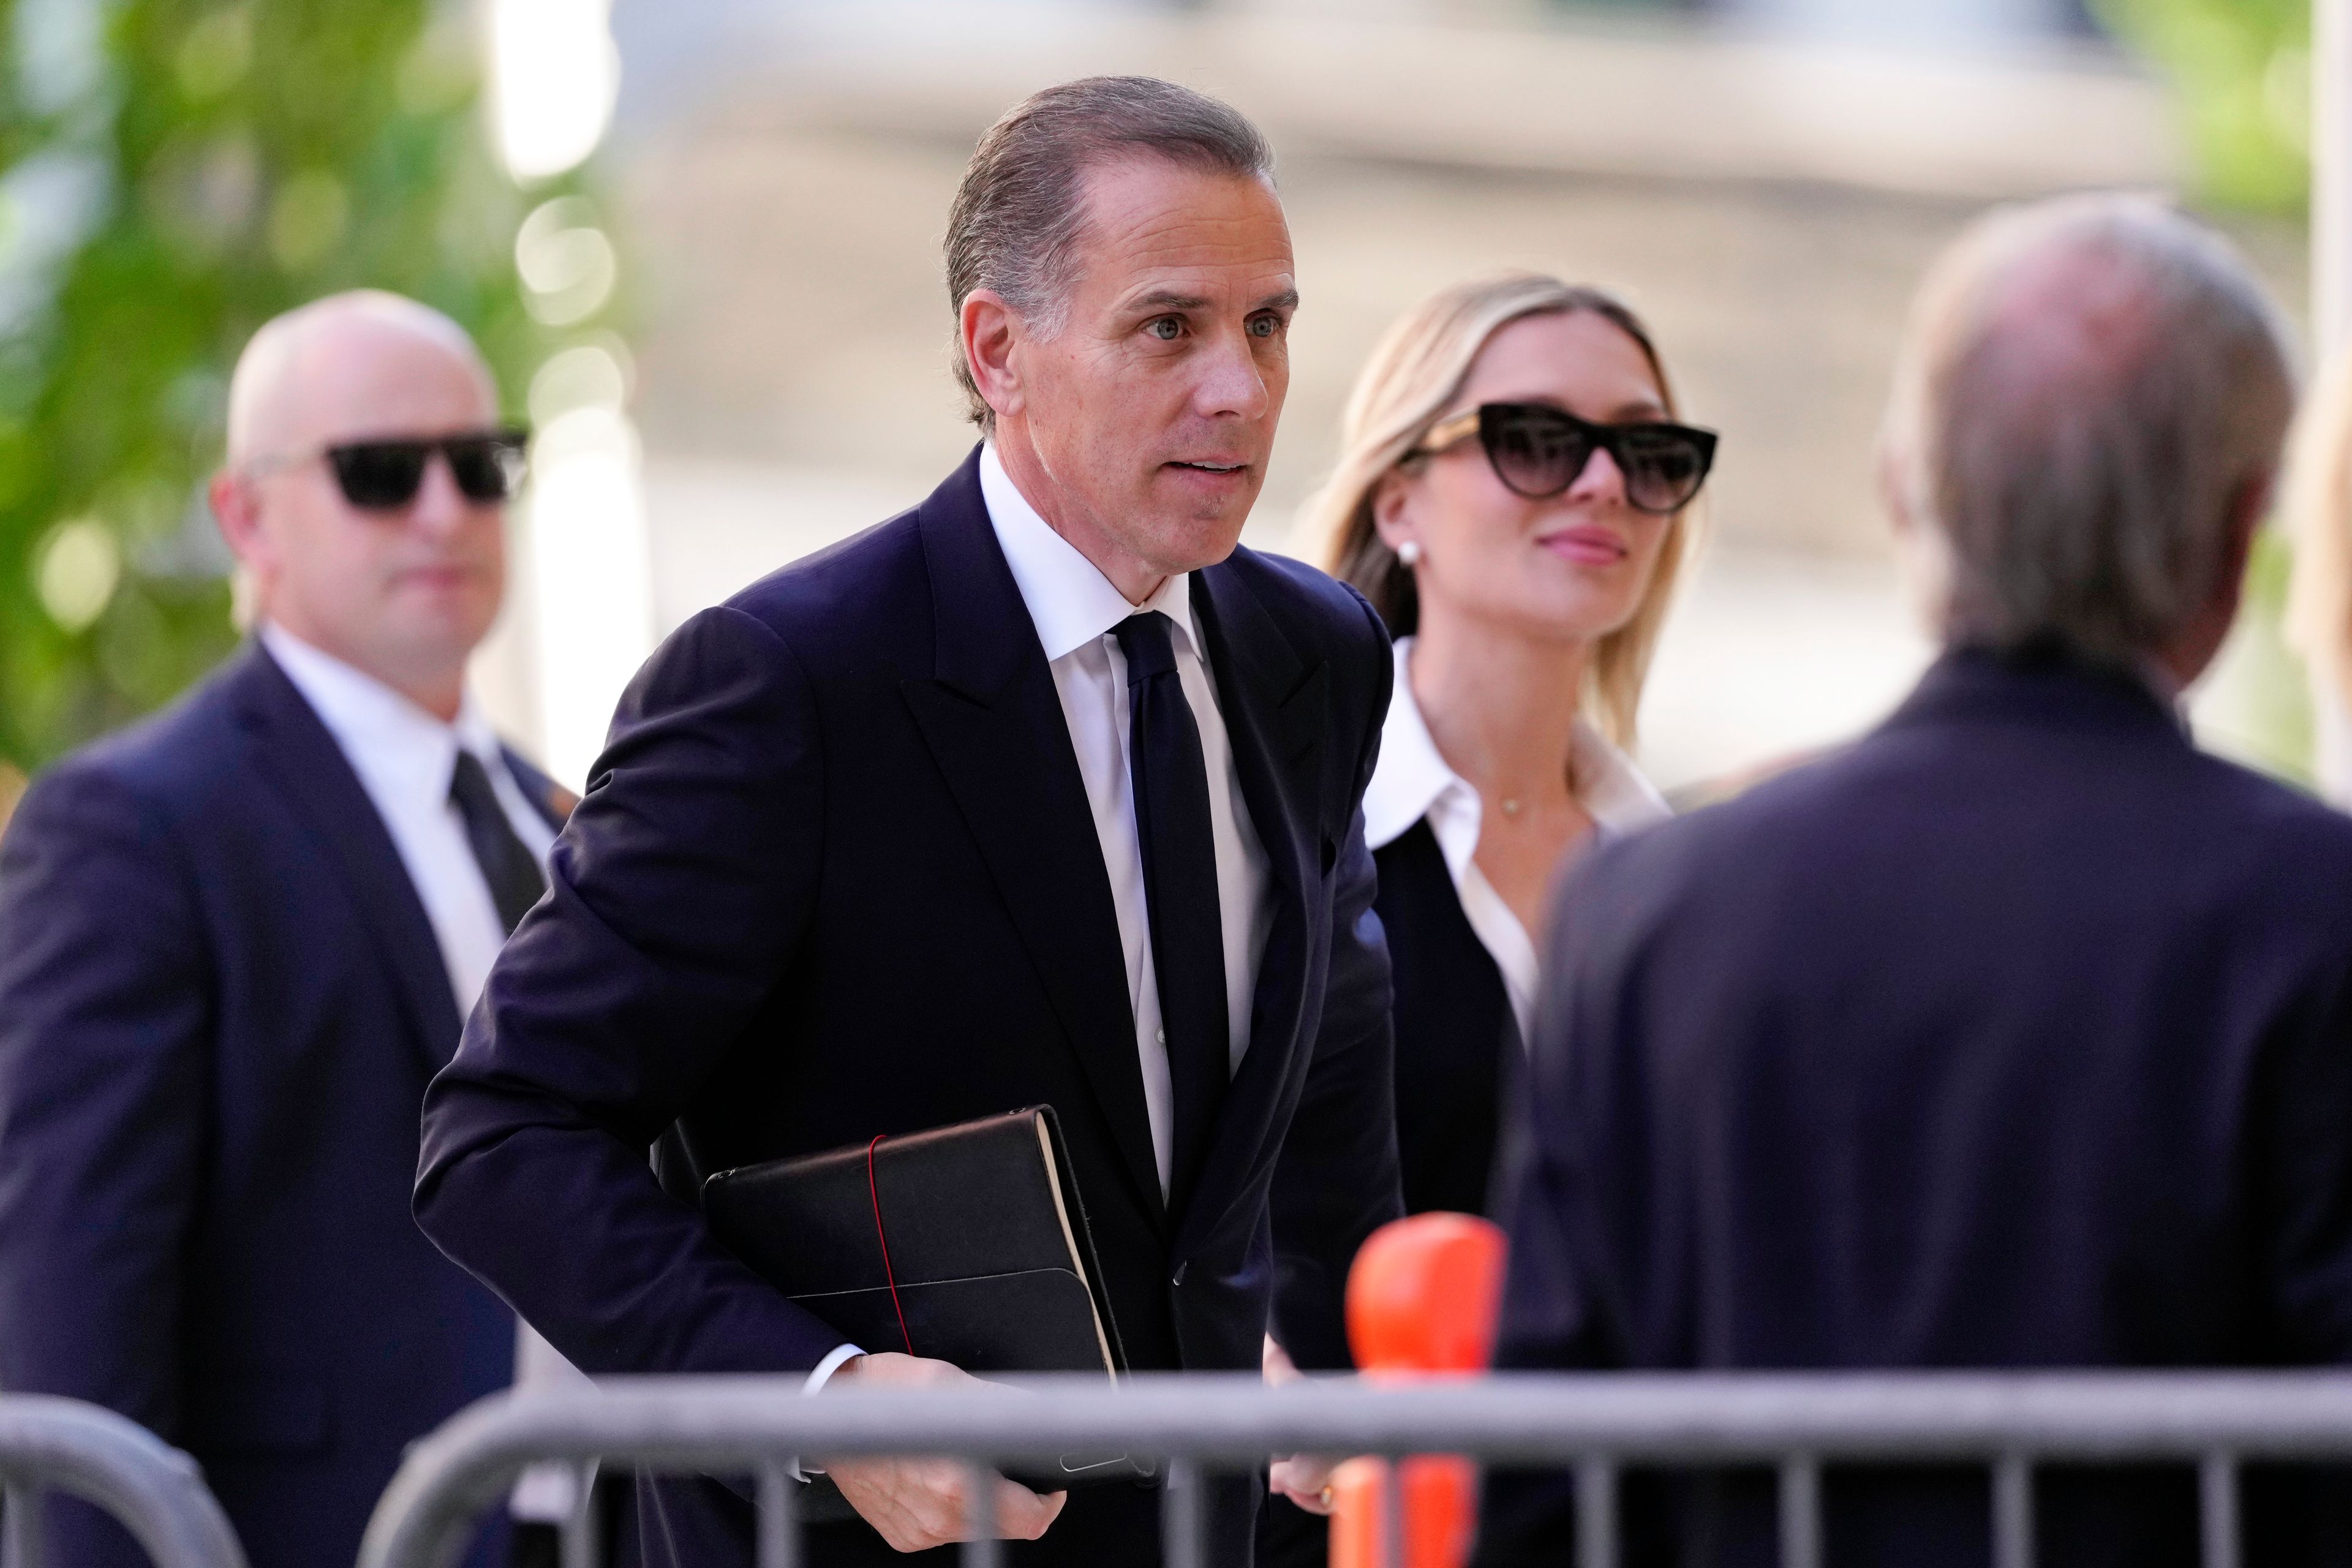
[2287,343,2352,704]
[1302,272,1697,747]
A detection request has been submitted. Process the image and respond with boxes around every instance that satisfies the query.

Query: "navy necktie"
[448,750,547,936]
[1114,611,1230,1212]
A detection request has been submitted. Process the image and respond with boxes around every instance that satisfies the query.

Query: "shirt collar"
[980,442,1199,662]
[259,622,500,805]
[1363,635,1671,851]
[1364,636,1467,851]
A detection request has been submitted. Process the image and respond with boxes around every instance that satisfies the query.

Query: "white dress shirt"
[260,624,555,1013]
[1362,635,1670,1045]
[980,442,1273,1198]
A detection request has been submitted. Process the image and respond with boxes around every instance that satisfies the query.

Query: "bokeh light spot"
[529,342,628,428]
[491,0,619,183]
[515,197,616,325]
[36,518,121,632]
[176,7,252,102]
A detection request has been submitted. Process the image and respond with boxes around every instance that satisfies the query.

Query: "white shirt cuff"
[788,1343,865,1481]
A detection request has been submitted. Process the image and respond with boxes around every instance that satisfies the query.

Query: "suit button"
[1171,1262,1188,1287]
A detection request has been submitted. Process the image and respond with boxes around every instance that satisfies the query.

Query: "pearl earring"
[1397,540,1422,567]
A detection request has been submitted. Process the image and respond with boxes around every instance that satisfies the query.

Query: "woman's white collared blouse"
[1361,635,1671,1046]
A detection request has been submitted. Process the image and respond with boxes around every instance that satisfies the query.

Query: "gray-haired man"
[1480,195,2352,1562]
[416,77,1403,1566]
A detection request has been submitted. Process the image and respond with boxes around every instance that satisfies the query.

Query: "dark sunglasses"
[1418,402,1717,515]
[317,429,530,511]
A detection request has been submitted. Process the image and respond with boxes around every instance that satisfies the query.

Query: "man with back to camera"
[413,77,1404,1567]
[1479,195,2352,1564]
[0,292,581,1568]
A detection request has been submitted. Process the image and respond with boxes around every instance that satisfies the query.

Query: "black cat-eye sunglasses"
[1416,402,1716,516]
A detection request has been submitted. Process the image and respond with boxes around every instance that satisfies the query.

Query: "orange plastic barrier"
[1324,1212,1506,1568]
[1327,1453,1477,1568]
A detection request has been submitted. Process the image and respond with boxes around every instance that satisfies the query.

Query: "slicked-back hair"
[944,75,1275,431]
[1882,194,2295,666]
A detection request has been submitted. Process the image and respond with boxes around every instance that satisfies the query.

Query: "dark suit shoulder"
[1217,547,1393,775]
[716,508,927,660]
[1561,703,2352,973]
[2165,743,2352,908]
[1558,738,1851,899]
[1224,544,1390,665]
[13,651,268,836]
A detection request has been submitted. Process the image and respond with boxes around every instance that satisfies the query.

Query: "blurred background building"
[0,0,2323,808]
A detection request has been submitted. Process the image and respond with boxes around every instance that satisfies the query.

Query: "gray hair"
[1881,193,2295,665]
[944,75,1275,431]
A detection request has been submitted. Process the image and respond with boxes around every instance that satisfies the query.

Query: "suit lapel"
[897,452,1168,1232]
[1176,556,1330,1251]
[502,745,578,832]
[230,644,465,1069]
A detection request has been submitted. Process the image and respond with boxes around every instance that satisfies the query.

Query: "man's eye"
[1248,315,1280,339]
[1147,317,1182,341]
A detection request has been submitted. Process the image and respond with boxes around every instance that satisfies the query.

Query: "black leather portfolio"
[703,1106,1150,1494]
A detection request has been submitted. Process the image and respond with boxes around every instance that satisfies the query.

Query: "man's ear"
[960,290,1025,424]
[2202,467,2274,632]
[2155,466,2276,692]
[1877,439,1915,543]
[209,470,262,563]
[1879,439,1956,637]
[2220,468,2275,582]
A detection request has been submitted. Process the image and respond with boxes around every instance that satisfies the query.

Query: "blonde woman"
[1318,273,1709,1219]
[2287,344,2352,803]
[1260,272,1710,1561]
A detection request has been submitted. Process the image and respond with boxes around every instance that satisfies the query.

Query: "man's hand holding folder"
[818,1351,1068,1552]
[704,1108,1143,1548]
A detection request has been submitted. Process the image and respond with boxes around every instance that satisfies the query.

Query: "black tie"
[448,750,547,936]
[1113,611,1229,1211]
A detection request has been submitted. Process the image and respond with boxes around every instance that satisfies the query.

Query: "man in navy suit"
[415,77,1401,1566]
[1479,197,2352,1564]
[0,292,571,1568]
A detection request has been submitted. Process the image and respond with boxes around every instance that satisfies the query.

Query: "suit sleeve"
[1267,595,1406,1371]
[0,766,211,1568]
[2253,950,2352,1363]
[415,605,848,1377]
[1473,847,1634,1567]
[1486,841,1627,1378]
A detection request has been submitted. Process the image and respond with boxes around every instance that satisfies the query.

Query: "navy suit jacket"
[1479,648,2352,1567]
[414,449,1404,1566]
[0,642,566,1568]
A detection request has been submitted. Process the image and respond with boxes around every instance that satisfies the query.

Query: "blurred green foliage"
[2198,526,2316,784]
[2091,0,2310,213]
[0,0,589,771]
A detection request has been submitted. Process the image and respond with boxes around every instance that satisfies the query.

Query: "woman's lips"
[1539,527,1628,566]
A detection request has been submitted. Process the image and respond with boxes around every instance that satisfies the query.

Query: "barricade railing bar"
[356,1371,2352,1568]
[0,1395,248,1568]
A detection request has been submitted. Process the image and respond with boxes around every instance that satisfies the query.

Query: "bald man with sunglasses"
[0,292,578,1568]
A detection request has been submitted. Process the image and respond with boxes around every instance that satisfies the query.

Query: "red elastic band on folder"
[865,1135,915,1355]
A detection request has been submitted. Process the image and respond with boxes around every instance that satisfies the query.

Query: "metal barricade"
[357,1371,2352,1568]
[0,1395,247,1568]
